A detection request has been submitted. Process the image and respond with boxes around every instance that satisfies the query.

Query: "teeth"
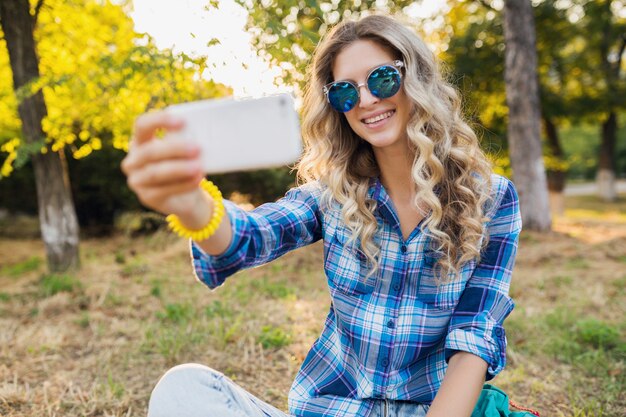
[364,111,394,124]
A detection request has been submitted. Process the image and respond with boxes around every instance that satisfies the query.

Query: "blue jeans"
[148,363,429,417]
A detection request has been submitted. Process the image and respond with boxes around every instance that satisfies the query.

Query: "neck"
[373,143,415,202]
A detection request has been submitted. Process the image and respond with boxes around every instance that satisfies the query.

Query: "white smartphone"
[163,94,302,174]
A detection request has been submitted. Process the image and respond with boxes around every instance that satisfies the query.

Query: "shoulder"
[282,180,324,206]
[485,174,519,216]
[483,174,522,233]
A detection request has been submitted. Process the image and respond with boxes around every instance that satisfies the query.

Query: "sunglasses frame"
[323,60,405,112]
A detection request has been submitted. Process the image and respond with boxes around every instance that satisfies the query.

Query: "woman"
[122,14,522,417]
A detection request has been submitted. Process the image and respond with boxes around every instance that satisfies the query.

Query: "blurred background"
[0,1,624,416]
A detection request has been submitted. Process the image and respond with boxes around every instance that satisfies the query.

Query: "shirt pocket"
[416,251,469,310]
[324,226,376,295]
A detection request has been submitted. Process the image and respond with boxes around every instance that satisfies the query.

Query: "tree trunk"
[595,0,623,203]
[502,0,551,231]
[544,117,566,216]
[0,0,80,272]
[597,111,617,202]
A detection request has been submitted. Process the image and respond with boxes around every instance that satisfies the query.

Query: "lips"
[362,110,395,124]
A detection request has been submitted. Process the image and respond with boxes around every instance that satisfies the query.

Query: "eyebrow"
[332,61,391,83]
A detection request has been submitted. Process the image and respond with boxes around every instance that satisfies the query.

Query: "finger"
[122,138,200,174]
[133,111,184,145]
[139,179,206,210]
[127,159,203,191]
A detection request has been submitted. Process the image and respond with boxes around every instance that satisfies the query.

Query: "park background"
[0,0,625,416]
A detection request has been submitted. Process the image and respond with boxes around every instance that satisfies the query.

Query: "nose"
[357,83,379,108]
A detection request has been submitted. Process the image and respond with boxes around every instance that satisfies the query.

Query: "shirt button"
[387,319,395,329]
[401,245,407,253]
[381,358,389,367]
[393,283,401,292]
[495,327,503,337]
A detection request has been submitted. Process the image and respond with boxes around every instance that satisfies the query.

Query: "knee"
[158,363,222,389]
[148,363,224,417]
[161,363,222,384]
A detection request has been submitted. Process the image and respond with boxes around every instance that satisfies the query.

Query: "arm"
[122,111,323,288]
[121,112,233,255]
[426,351,487,417]
[175,186,233,256]
[191,184,323,288]
[432,177,522,415]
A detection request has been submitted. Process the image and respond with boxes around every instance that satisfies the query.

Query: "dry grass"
[0,195,625,417]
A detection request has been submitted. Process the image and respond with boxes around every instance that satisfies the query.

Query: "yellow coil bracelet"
[166,179,225,242]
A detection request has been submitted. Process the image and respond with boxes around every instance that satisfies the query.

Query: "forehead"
[332,39,396,81]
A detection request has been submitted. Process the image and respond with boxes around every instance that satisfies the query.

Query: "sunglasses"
[323,60,404,113]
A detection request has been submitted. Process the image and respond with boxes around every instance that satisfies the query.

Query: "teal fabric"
[472,385,537,417]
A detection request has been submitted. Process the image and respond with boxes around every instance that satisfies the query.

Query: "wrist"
[166,179,226,242]
[176,187,215,230]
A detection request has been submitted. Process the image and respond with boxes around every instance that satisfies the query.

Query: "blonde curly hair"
[297,15,494,281]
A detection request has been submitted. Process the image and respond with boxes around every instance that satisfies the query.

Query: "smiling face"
[331,39,413,155]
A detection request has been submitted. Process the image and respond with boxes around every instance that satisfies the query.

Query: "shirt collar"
[367,176,438,239]
[368,177,398,228]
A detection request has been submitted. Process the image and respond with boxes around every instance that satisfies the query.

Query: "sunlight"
[128,0,287,97]
[404,0,446,19]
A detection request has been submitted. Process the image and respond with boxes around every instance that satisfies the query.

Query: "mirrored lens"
[368,66,401,99]
[327,82,359,112]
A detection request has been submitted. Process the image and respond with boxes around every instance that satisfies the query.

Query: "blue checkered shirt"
[191,174,522,417]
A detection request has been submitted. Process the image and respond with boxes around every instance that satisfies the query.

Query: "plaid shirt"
[192,174,522,417]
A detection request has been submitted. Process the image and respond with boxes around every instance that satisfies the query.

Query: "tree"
[234,0,416,91]
[579,0,626,201]
[0,0,231,268]
[502,0,551,231]
[442,1,509,148]
[445,0,594,216]
[533,1,581,214]
[0,0,80,272]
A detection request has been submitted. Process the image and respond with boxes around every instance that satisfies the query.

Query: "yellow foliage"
[1,138,20,153]
[488,151,570,178]
[0,152,16,177]
[78,130,90,141]
[0,38,22,143]
[543,154,570,172]
[72,143,93,159]
[0,0,231,177]
[0,139,20,177]
[488,153,513,179]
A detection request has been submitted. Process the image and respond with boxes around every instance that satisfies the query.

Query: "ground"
[0,194,624,417]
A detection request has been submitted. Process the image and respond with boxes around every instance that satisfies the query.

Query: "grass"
[504,305,625,414]
[204,300,234,318]
[39,273,82,296]
[575,319,622,350]
[105,373,126,400]
[0,194,624,416]
[150,279,163,298]
[1,255,42,277]
[258,325,292,349]
[76,312,91,328]
[251,276,296,300]
[156,302,195,324]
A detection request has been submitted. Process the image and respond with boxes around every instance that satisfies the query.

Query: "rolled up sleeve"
[445,177,522,379]
[191,183,323,289]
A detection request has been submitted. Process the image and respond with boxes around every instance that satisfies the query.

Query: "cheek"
[396,98,413,124]
[344,113,361,131]
[396,92,412,111]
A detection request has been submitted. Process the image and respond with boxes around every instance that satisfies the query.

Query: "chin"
[361,130,404,149]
